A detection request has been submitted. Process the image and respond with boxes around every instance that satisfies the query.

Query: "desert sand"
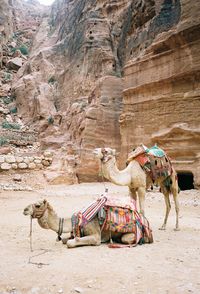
[0,183,199,294]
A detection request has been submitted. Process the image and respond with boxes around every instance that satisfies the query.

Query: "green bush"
[19,45,29,55]
[0,137,8,146]
[48,76,56,84]
[2,96,13,104]
[3,72,12,82]
[10,107,17,114]
[2,121,21,130]
[47,116,54,124]
[11,45,29,56]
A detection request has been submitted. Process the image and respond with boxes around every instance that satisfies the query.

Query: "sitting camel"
[94,147,180,231]
[23,199,147,248]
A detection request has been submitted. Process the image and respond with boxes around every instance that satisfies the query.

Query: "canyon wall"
[3,0,199,187]
[0,0,13,66]
[120,0,200,187]
[13,0,163,182]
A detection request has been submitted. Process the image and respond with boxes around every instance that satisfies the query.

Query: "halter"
[31,202,48,219]
[100,148,113,163]
[31,202,64,242]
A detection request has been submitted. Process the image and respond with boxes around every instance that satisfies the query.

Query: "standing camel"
[94,147,180,230]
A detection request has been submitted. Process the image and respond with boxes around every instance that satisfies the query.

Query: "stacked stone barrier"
[0,151,53,171]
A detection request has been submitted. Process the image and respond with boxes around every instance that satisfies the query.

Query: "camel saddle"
[127,144,173,183]
[71,196,153,246]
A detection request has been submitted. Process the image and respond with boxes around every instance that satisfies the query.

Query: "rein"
[29,202,48,251]
[100,161,108,193]
[30,216,33,252]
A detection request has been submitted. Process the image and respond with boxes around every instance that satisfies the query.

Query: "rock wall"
[120,0,200,187]
[0,0,14,66]
[5,0,200,186]
[13,0,165,182]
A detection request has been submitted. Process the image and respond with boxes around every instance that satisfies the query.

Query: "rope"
[29,216,33,252]
[28,216,50,267]
[28,249,50,268]
[100,161,108,193]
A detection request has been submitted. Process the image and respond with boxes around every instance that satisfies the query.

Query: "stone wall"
[0,151,53,171]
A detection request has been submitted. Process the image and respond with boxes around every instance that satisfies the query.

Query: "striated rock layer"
[121,0,200,187]
[8,0,200,186]
[13,0,165,182]
[0,0,13,66]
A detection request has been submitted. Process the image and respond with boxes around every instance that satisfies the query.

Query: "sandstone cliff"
[12,0,161,183]
[0,0,14,66]
[1,0,199,188]
[121,0,200,187]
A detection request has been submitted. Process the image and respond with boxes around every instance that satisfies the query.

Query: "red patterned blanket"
[71,195,153,246]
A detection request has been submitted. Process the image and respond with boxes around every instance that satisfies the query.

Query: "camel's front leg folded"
[67,235,101,248]
[121,233,136,244]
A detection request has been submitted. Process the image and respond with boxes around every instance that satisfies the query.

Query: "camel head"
[23,199,48,219]
[94,147,116,163]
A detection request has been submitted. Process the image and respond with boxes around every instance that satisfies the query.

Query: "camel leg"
[172,187,180,231]
[129,188,138,210]
[137,187,146,215]
[121,233,136,244]
[159,191,171,230]
[67,234,101,248]
[129,188,137,201]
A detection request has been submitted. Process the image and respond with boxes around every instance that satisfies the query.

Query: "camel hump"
[127,144,166,163]
[127,144,147,163]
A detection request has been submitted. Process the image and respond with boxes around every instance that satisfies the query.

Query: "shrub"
[47,116,54,124]
[10,107,17,114]
[2,96,13,104]
[2,121,21,130]
[0,137,8,146]
[3,72,12,82]
[19,44,29,55]
[48,76,56,84]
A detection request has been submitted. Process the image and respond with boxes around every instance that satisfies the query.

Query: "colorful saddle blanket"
[127,144,166,163]
[146,145,165,157]
[71,195,153,246]
[127,144,173,184]
[98,198,137,233]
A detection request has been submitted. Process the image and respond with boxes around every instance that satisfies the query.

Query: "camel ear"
[43,199,47,204]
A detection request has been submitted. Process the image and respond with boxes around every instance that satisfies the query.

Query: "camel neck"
[37,209,72,233]
[102,157,132,186]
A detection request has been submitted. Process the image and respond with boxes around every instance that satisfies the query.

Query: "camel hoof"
[174,228,180,231]
[159,226,166,231]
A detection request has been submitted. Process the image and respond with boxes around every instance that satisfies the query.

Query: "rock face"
[120,0,200,187]
[2,0,199,187]
[0,0,13,66]
[13,0,133,181]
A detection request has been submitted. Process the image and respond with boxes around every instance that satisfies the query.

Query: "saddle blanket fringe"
[71,194,153,246]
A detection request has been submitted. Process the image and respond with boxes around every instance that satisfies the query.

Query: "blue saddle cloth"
[146,145,165,158]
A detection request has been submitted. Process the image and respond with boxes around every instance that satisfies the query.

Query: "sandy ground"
[0,182,199,294]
